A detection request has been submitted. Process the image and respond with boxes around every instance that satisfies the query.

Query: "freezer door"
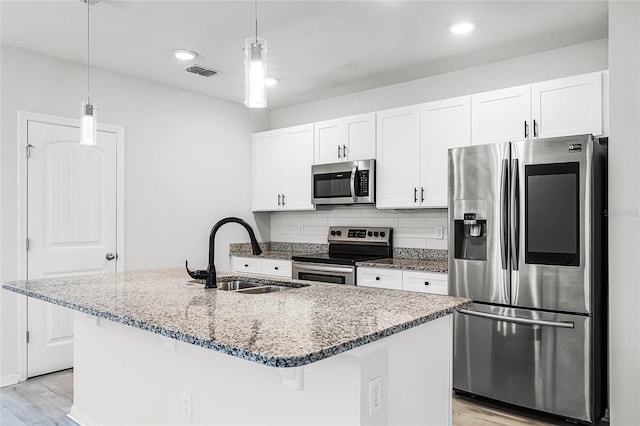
[511,135,594,313]
[453,304,592,422]
[448,142,510,305]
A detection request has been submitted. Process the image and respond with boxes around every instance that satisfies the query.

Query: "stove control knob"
[336,230,342,236]
[380,231,386,237]
[367,231,373,237]
[330,230,336,236]
[374,231,379,237]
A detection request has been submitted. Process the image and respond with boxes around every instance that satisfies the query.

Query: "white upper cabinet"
[531,72,603,139]
[421,96,472,207]
[471,85,531,145]
[376,105,421,209]
[252,124,314,212]
[314,113,376,164]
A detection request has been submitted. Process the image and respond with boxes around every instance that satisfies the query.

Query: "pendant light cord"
[87,0,91,104]
[254,0,258,42]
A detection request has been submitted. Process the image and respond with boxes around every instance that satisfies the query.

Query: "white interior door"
[27,120,120,377]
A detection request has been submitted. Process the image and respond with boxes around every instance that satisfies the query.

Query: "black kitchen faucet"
[186,217,262,288]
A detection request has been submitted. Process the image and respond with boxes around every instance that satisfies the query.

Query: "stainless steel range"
[291,227,392,285]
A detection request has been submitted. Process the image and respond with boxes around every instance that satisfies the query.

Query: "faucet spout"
[186,217,262,289]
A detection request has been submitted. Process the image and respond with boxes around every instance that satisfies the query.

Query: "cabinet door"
[471,85,531,145]
[421,96,471,207]
[344,112,376,161]
[231,256,263,274]
[402,271,448,295]
[252,130,282,211]
[314,119,342,165]
[357,267,403,290]
[531,72,603,138]
[261,259,292,278]
[280,124,315,211]
[376,105,421,209]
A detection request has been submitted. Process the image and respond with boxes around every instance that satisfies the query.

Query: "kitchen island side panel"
[70,312,452,426]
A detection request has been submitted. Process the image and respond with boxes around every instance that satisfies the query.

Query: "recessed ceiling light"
[450,21,475,35]
[173,49,198,61]
[265,77,279,87]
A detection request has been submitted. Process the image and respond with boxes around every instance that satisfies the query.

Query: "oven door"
[291,262,355,285]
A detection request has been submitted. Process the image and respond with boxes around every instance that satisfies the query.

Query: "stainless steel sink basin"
[216,280,264,291]
[235,285,289,294]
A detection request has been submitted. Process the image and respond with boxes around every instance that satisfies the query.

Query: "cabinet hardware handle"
[421,187,425,202]
[424,281,430,286]
[277,194,281,206]
[414,188,418,203]
[338,145,342,159]
[274,266,279,270]
[282,194,285,205]
[533,119,538,137]
[244,264,249,267]
[375,276,380,281]
[343,145,348,158]
[524,121,529,138]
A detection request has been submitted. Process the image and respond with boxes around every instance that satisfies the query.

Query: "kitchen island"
[3,268,470,425]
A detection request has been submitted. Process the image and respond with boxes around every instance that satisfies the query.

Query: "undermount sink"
[235,285,289,294]
[216,280,264,291]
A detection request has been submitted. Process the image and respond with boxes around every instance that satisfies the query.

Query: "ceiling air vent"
[185,65,221,77]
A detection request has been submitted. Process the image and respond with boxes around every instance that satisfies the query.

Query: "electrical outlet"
[435,226,444,239]
[182,392,192,421]
[368,376,382,415]
[297,225,304,235]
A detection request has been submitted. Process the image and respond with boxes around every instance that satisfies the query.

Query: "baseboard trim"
[68,405,102,426]
[0,374,20,387]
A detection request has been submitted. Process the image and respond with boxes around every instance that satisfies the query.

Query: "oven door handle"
[350,164,358,203]
[293,263,355,274]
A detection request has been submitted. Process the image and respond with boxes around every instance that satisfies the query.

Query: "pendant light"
[80,0,97,145]
[244,0,267,108]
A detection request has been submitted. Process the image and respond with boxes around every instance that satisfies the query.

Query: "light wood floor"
[1,369,555,426]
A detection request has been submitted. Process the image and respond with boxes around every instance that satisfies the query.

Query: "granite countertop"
[357,258,449,273]
[2,268,469,368]
[229,242,328,260]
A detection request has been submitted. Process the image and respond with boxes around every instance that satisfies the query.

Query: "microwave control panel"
[356,170,369,196]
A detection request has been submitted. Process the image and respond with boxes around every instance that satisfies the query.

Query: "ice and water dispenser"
[453,201,487,261]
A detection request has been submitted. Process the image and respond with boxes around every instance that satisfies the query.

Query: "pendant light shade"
[80,0,97,145]
[80,103,97,146]
[244,38,267,108]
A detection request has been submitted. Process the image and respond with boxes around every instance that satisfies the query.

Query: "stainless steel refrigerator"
[448,134,607,424]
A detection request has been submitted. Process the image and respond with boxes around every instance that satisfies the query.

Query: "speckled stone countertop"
[357,258,449,273]
[2,268,469,367]
[229,242,328,260]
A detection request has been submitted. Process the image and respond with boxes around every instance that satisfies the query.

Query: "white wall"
[608,2,640,424]
[0,45,269,383]
[271,39,608,128]
[271,207,447,250]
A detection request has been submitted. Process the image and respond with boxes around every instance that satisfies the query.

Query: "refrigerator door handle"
[458,309,575,329]
[510,159,520,271]
[500,159,509,270]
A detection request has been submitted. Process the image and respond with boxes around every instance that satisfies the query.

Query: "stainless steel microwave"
[311,159,375,205]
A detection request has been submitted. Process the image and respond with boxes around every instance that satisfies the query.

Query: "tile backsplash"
[270,206,448,250]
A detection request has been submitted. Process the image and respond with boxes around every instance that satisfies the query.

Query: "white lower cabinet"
[357,267,448,295]
[402,271,448,295]
[230,256,292,278]
[357,267,403,290]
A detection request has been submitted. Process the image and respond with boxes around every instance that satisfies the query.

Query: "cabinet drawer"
[357,267,403,290]
[231,257,263,274]
[261,259,292,278]
[402,271,448,295]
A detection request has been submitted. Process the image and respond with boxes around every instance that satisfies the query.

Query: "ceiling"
[1,1,608,110]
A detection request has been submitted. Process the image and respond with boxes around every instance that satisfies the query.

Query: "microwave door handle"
[500,159,509,270]
[350,164,358,202]
[510,159,520,271]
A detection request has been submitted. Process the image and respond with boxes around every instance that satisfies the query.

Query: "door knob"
[106,253,117,261]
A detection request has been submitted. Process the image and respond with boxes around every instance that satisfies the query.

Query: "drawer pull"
[424,281,430,286]
[274,266,279,270]
[244,264,249,267]
[375,276,380,281]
